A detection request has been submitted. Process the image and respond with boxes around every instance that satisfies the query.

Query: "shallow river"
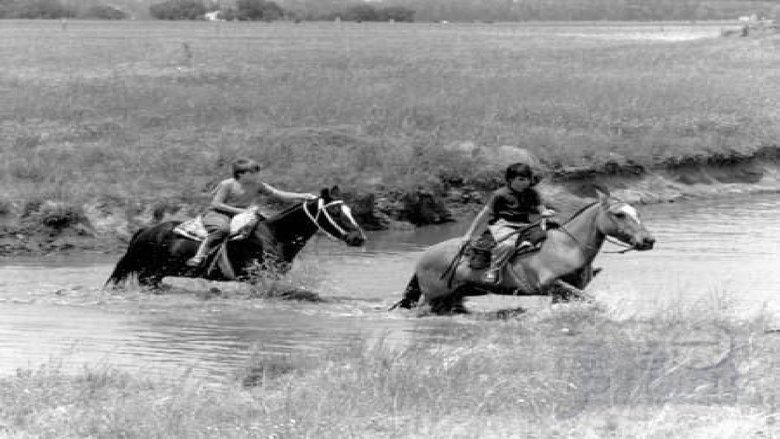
[1,193,777,379]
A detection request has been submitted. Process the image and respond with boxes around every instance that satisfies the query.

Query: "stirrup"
[482,270,499,284]
[186,256,205,267]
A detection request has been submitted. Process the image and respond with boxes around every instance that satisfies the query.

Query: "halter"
[302,198,365,242]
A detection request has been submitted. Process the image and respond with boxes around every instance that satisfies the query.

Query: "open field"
[1,303,777,438]
[0,20,777,207]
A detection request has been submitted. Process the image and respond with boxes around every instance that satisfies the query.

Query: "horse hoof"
[389,299,415,311]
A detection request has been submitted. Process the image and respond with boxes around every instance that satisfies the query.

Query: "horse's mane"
[562,196,625,225]
[267,201,304,222]
[562,201,599,225]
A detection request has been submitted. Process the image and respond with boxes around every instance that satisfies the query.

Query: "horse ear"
[329,185,341,199]
[593,184,610,205]
[320,187,331,201]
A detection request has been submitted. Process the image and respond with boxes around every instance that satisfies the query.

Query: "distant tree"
[0,0,16,18]
[343,4,378,21]
[149,0,206,20]
[220,6,238,20]
[13,0,74,18]
[84,5,127,19]
[378,6,415,22]
[236,0,284,21]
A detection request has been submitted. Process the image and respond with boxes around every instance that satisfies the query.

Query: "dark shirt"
[487,186,541,224]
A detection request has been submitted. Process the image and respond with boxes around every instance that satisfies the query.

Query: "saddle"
[173,209,261,242]
[173,210,262,281]
[465,222,549,270]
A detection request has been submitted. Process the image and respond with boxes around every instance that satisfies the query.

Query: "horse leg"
[551,265,600,303]
[389,274,422,311]
[428,287,469,315]
[448,292,469,314]
[138,269,165,292]
[550,280,595,303]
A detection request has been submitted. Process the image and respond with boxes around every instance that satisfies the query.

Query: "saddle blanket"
[173,210,259,241]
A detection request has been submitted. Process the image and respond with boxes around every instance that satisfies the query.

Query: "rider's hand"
[302,193,318,201]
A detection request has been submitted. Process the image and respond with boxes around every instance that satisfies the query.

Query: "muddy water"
[1,193,778,378]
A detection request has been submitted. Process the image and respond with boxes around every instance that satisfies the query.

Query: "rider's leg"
[483,222,524,283]
[186,212,230,267]
[483,241,515,283]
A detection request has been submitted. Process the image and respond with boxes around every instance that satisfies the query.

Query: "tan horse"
[391,187,655,313]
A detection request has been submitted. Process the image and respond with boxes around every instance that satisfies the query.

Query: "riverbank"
[0,151,777,257]
[2,304,776,438]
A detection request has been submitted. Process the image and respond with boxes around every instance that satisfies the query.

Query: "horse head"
[302,185,366,247]
[594,186,655,251]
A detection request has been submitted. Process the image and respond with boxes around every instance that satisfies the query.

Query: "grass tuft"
[1,303,776,438]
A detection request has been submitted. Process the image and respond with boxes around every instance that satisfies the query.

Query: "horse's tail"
[388,274,422,311]
[105,228,145,287]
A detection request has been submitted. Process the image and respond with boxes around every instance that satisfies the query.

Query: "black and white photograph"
[0,0,777,437]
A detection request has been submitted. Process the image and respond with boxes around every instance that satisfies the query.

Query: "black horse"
[106,186,365,289]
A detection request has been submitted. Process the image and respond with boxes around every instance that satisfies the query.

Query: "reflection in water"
[0,193,778,378]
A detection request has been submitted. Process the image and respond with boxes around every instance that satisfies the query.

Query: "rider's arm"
[209,180,245,216]
[531,190,555,217]
[259,182,317,203]
[537,204,556,217]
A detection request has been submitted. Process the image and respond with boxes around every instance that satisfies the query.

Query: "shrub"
[0,198,12,216]
[235,0,284,21]
[342,4,377,22]
[333,4,414,22]
[149,0,206,20]
[83,5,127,20]
[378,6,414,22]
[219,6,237,20]
[12,0,74,18]
[0,0,14,18]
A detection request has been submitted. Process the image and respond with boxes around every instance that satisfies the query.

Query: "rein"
[554,201,637,255]
[302,198,364,242]
[499,219,544,245]
[554,225,634,254]
[604,236,636,254]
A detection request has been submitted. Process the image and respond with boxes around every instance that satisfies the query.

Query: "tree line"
[383,0,777,22]
[0,0,775,21]
[148,0,414,22]
[0,0,127,19]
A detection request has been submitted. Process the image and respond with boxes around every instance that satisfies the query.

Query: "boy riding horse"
[186,158,317,268]
[462,162,556,284]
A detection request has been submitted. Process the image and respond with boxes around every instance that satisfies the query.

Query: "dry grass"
[0,21,777,207]
[1,304,777,438]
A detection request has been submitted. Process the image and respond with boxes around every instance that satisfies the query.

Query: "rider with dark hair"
[462,162,555,283]
[186,158,317,267]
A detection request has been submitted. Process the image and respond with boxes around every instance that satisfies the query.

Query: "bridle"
[302,198,365,242]
[553,201,637,255]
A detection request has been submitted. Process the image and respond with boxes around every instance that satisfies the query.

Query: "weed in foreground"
[2,303,775,438]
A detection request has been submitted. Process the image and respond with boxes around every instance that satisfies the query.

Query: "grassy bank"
[1,21,777,202]
[0,21,777,253]
[1,304,776,438]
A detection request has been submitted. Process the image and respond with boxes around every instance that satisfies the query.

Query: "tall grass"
[0,21,777,206]
[2,304,776,438]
